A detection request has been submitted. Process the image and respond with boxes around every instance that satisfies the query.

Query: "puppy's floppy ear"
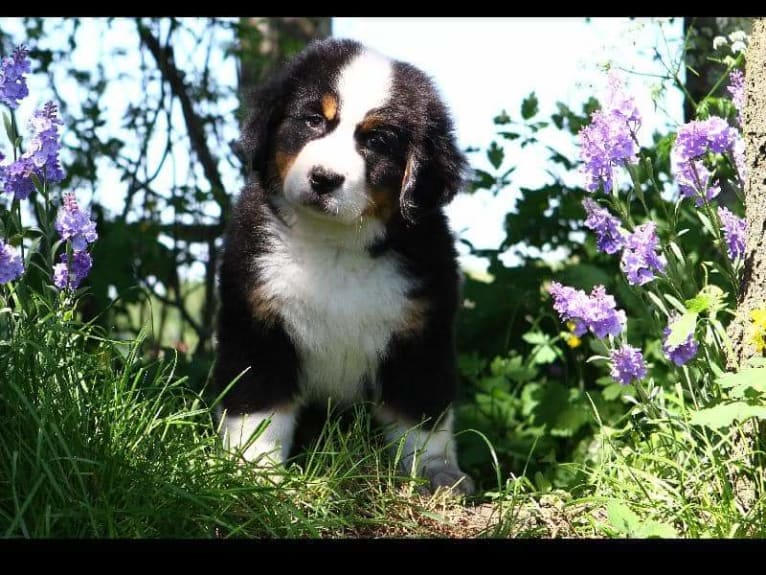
[239,70,288,179]
[400,102,467,223]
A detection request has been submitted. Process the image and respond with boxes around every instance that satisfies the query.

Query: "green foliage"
[604,502,679,538]
[3,19,765,539]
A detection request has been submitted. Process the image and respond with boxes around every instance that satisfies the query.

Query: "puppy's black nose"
[309,167,345,195]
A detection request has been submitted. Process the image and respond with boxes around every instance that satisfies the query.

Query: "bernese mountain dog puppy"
[214,38,474,494]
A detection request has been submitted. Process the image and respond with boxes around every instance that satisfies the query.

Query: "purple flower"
[0,46,30,110]
[728,69,744,127]
[583,198,625,254]
[671,117,737,205]
[0,240,24,284]
[673,159,720,205]
[676,117,735,156]
[25,102,65,182]
[609,344,647,385]
[55,193,98,251]
[603,73,641,124]
[3,156,37,200]
[53,250,92,290]
[3,101,65,200]
[662,324,699,366]
[578,73,641,194]
[718,206,746,261]
[620,222,666,286]
[548,282,626,339]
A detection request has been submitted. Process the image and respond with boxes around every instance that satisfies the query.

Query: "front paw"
[423,463,475,496]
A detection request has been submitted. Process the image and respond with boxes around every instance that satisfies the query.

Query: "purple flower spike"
[55,193,98,251]
[0,240,24,284]
[583,198,625,254]
[53,250,92,291]
[609,344,647,385]
[620,222,666,286]
[548,282,626,339]
[578,72,641,194]
[3,101,64,200]
[728,69,744,127]
[671,117,737,205]
[718,206,746,261]
[662,324,699,367]
[0,45,31,110]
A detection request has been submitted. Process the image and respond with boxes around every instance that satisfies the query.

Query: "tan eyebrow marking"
[357,114,385,132]
[321,94,338,121]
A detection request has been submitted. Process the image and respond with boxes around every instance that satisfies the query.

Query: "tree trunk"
[723,18,766,517]
[232,18,330,170]
[727,18,766,367]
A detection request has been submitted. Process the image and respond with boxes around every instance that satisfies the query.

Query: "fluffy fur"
[214,38,473,494]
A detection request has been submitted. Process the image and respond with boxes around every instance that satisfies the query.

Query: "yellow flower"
[748,307,766,353]
[565,321,582,349]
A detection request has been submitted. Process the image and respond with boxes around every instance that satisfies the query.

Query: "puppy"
[214,38,473,494]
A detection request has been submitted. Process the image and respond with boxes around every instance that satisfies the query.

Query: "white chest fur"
[254,218,417,404]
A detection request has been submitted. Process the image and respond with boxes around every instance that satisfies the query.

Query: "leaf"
[487,141,504,170]
[522,331,548,345]
[684,295,711,314]
[685,285,726,316]
[607,502,641,536]
[531,345,558,365]
[716,368,766,398]
[3,111,15,143]
[602,383,633,401]
[717,368,766,389]
[665,312,698,348]
[663,294,688,314]
[668,241,685,266]
[689,402,766,430]
[646,291,670,317]
[493,110,511,125]
[498,131,520,141]
[521,92,539,120]
[471,168,496,191]
[697,211,717,237]
[638,521,679,538]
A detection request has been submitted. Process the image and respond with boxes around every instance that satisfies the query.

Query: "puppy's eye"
[303,114,325,129]
[364,130,393,153]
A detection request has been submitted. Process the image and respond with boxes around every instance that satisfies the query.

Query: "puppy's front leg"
[375,406,474,495]
[219,405,298,465]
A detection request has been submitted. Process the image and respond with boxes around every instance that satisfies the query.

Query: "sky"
[3,17,686,277]
[333,17,686,269]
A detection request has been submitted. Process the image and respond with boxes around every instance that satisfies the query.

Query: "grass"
[3,290,766,538]
[0,300,525,538]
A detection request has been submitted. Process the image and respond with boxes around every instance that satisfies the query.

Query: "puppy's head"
[241,38,466,225]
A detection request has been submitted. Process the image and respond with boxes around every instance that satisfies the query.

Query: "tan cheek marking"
[321,94,338,121]
[397,297,429,337]
[248,284,280,325]
[363,186,397,221]
[401,155,415,189]
[275,151,297,182]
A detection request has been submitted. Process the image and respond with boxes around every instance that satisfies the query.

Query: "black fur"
[215,38,466,432]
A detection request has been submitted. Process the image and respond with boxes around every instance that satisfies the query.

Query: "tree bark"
[727,18,766,367]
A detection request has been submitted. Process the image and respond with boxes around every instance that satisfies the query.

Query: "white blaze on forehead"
[335,49,394,127]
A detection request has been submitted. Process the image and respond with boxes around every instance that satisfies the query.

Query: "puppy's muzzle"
[309,166,345,195]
